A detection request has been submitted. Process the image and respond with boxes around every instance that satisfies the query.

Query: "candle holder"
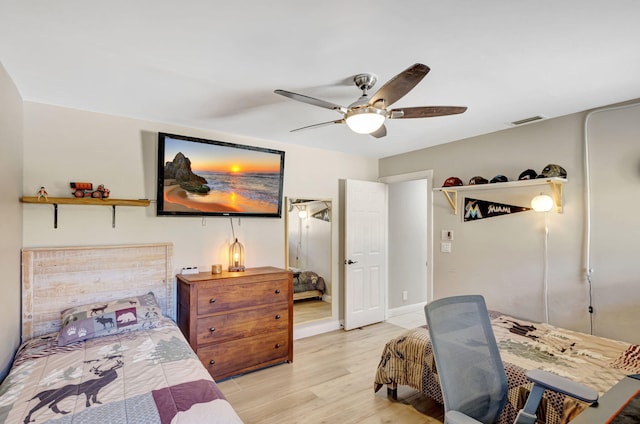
[228,238,245,272]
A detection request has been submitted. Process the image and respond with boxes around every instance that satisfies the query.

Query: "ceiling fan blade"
[274,89,346,112]
[389,106,467,119]
[290,119,345,132]
[368,63,430,108]
[369,125,387,138]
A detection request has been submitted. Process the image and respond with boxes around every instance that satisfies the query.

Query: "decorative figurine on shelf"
[94,184,110,199]
[37,186,48,201]
[70,182,110,199]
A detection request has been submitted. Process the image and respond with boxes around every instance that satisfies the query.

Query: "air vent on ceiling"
[510,115,547,126]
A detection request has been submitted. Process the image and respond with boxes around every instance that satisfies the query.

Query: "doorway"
[380,170,433,317]
[388,179,428,307]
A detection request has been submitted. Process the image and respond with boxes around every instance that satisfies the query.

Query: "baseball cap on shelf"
[490,175,509,183]
[518,169,538,180]
[442,177,463,187]
[468,176,489,185]
[538,164,567,179]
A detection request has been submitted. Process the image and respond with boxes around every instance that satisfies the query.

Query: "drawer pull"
[275,289,281,295]
[275,343,282,349]
[209,359,216,365]
[209,298,216,303]
[275,314,281,320]
[209,327,216,333]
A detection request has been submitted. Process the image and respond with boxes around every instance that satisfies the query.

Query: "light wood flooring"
[293,299,332,325]
[217,321,443,424]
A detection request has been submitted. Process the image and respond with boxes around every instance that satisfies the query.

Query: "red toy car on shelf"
[70,182,110,199]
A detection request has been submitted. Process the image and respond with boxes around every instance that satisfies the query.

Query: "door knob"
[346,259,358,265]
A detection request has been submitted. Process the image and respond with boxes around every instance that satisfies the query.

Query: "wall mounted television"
[157,132,285,218]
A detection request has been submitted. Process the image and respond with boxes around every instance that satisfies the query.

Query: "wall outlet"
[402,291,408,301]
[181,266,199,275]
[441,242,452,253]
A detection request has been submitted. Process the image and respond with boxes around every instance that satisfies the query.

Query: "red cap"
[442,177,463,187]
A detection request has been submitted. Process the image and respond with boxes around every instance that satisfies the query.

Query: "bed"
[290,268,326,301]
[374,310,640,424]
[0,243,243,424]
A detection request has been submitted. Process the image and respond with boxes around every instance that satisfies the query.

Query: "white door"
[344,179,387,330]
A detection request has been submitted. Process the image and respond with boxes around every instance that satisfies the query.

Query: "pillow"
[57,292,163,345]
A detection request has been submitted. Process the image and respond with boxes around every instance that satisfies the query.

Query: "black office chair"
[425,295,598,424]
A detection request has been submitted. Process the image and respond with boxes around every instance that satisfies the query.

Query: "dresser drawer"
[196,303,289,345]
[197,279,289,315]
[197,330,290,380]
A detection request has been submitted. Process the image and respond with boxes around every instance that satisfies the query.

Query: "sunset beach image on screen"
[157,133,285,217]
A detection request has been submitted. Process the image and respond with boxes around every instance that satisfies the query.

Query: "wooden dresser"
[176,266,293,380]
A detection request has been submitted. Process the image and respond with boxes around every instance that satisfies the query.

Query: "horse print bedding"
[374,311,640,424]
[0,317,243,424]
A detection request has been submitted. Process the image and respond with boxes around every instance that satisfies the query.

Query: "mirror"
[285,198,332,325]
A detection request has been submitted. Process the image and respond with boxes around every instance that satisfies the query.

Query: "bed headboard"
[21,243,173,341]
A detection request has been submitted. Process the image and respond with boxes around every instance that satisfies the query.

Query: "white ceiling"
[2,1,640,158]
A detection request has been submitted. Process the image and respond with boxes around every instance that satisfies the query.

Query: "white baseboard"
[292,302,425,340]
[293,319,341,340]
[386,302,427,318]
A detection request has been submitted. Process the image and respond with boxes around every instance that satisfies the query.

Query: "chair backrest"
[425,295,508,424]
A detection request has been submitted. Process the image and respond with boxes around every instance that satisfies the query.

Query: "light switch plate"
[441,230,454,240]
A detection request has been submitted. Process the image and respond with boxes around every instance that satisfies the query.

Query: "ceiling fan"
[274,63,467,138]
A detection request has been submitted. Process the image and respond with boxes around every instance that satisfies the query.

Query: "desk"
[571,376,640,423]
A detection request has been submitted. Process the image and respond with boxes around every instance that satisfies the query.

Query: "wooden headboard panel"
[21,243,173,341]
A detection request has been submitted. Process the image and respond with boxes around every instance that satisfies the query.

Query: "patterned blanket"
[0,317,243,424]
[374,313,640,424]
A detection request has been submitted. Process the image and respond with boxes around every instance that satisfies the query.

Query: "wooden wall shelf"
[433,177,566,214]
[20,196,150,228]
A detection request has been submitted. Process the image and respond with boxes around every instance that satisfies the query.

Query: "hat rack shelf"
[433,177,566,215]
[20,196,150,228]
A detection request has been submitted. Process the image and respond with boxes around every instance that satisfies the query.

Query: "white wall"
[0,63,23,380]
[380,100,640,344]
[18,102,377,352]
[388,179,428,308]
[584,103,640,342]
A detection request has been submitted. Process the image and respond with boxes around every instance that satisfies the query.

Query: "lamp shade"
[345,108,386,134]
[228,237,245,271]
[531,194,554,212]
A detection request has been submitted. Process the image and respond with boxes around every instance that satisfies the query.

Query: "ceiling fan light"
[345,108,386,134]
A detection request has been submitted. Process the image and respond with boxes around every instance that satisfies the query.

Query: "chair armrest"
[445,410,484,424]
[526,369,599,403]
